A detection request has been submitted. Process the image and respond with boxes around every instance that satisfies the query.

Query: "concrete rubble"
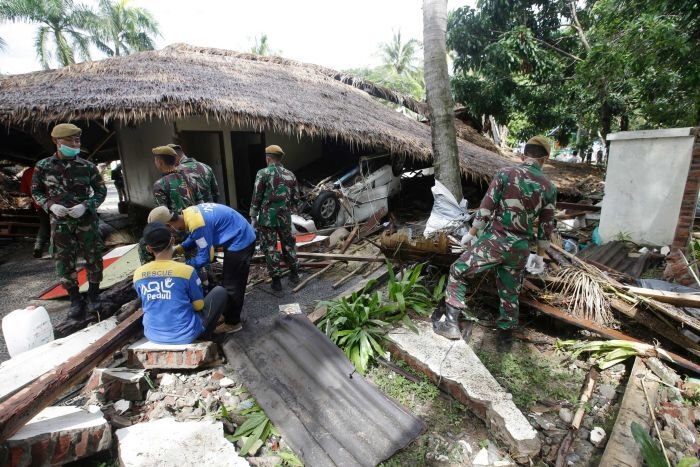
[127,338,221,369]
[83,367,148,401]
[3,406,111,466]
[116,418,249,466]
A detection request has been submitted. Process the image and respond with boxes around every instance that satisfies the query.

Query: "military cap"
[167,143,182,150]
[265,145,285,156]
[51,123,82,138]
[526,136,551,156]
[143,222,172,249]
[148,206,177,224]
[152,146,178,157]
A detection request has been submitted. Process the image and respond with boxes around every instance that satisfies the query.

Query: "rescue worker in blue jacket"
[148,203,256,333]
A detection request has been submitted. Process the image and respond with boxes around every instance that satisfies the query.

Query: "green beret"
[152,146,178,157]
[51,123,82,138]
[526,136,551,155]
[167,143,182,150]
[265,145,285,156]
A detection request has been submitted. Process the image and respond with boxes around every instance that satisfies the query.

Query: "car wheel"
[311,191,340,227]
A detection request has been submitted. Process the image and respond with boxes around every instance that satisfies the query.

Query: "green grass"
[366,361,439,410]
[477,349,584,409]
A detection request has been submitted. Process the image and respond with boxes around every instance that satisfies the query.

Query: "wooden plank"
[0,310,143,442]
[599,357,659,467]
[556,202,601,212]
[296,252,385,262]
[625,286,700,308]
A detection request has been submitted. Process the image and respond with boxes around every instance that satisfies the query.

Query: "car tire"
[311,191,340,228]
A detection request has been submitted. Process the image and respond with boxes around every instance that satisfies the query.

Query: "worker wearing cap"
[139,146,204,264]
[435,136,557,349]
[134,222,228,344]
[148,203,256,332]
[31,123,107,320]
[167,143,219,203]
[250,145,301,291]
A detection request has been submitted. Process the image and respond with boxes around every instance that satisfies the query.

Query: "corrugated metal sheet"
[222,314,425,466]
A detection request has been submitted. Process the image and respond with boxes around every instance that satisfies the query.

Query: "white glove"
[68,204,86,218]
[460,232,477,247]
[49,204,69,217]
[526,254,545,274]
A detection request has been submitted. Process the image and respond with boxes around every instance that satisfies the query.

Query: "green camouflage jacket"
[180,155,219,203]
[472,160,557,248]
[250,163,299,227]
[31,154,106,216]
[152,168,203,214]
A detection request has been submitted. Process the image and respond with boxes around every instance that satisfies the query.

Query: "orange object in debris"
[277,233,317,251]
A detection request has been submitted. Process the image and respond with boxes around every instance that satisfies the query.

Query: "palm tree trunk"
[423,0,462,200]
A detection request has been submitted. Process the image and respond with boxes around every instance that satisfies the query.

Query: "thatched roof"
[0,44,589,195]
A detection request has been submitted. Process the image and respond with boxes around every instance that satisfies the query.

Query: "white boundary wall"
[599,128,695,246]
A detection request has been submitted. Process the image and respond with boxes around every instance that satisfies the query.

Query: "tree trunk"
[423,0,462,201]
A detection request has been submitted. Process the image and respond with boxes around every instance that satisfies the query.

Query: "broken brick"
[127,338,221,370]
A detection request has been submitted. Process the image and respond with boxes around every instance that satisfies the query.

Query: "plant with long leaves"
[317,285,398,374]
[387,261,445,318]
[90,0,159,57]
[556,340,673,370]
[227,399,278,457]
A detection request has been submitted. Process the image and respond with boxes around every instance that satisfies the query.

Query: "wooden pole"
[0,310,143,442]
[296,252,385,263]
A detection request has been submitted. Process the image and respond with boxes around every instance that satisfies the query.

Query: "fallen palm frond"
[556,339,674,370]
[554,266,615,325]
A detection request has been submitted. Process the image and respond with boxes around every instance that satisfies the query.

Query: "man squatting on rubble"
[134,222,228,344]
[434,136,557,349]
[31,123,107,320]
[148,203,256,333]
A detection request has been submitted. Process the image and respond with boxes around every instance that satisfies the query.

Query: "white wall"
[599,128,695,246]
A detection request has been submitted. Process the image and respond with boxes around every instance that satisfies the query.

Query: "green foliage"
[630,421,667,467]
[91,0,159,57]
[556,339,671,370]
[387,262,439,317]
[478,349,583,408]
[317,286,396,374]
[278,449,304,467]
[366,361,439,409]
[227,399,277,457]
[678,458,700,467]
[250,33,281,56]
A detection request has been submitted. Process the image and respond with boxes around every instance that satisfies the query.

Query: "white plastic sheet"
[424,180,471,237]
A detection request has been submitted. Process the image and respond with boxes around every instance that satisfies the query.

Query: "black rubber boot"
[288,269,301,285]
[33,249,42,258]
[87,282,101,314]
[271,277,283,291]
[67,286,85,321]
[497,329,514,352]
[433,304,463,340]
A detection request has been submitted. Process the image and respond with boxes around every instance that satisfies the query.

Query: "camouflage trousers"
[258,225,298,278]
[445,231,529,330]
[51,215,104,290]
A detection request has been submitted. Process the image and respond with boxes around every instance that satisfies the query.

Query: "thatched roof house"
[0,44,591,204]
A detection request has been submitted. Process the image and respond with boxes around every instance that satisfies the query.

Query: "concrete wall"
[116,116,323,210]
[599,128,696,246]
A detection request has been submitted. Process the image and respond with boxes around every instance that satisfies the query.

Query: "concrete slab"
[2,406,111,466]
[116,418,249,466]
[387,321,541,461]
[83,367,148,401]
[0,318,117,401]
[126,338,220,369]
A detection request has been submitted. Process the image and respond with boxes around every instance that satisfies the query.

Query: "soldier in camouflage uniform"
[250,145,300,291]
[168,144,219,203]
[32,123,107,320]
[435,136,557,349]
[138,146,203,264]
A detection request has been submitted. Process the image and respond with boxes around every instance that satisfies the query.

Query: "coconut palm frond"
[554,266,615,325]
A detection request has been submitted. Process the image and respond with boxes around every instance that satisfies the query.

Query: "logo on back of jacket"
[140,278,174,300]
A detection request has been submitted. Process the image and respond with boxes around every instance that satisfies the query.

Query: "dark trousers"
[222,241,255,324]
[199,285,228,338]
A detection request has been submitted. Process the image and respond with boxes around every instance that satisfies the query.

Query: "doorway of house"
[178,131,228,204]
[231,132,265,215]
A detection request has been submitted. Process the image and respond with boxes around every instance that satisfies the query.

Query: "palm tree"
[91,0,159,57]
[423,0,461,200]
[380,30,421,75]
[0,0,97,69]
[250,33,270,56]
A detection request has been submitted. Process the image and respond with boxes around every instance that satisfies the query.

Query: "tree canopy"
[447,0,699,145]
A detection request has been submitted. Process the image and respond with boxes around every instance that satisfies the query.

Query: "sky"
[1,0,475,75]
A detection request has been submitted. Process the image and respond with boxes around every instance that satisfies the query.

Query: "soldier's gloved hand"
[460,232,477,247]
[67,204,86,218]
[49,204,69,218]
[526,254,545,274]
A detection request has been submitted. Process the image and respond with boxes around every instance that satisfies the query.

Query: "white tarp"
[424,180,471,237]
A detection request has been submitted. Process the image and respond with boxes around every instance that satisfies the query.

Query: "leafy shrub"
[387,262,445,317]
[227,399,277,456]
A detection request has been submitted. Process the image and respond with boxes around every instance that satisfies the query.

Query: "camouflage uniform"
[445,160,557,330]
[31,154,107,289]
[180,155,219,203]
[250,162,300,278]
[139,168,202,264]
